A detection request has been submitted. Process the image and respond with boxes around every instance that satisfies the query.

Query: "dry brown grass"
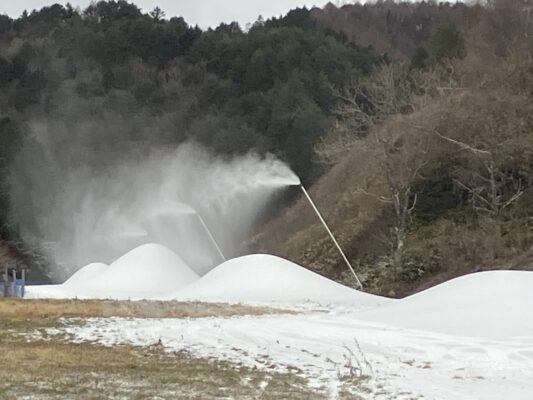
[0,298,291,320]
[0,301,330,399]
[0,325,322,399]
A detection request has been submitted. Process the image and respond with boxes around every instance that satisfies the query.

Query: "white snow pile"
[62,262,108,287]
[172,254,389,306]
[27,246,388,306]
[360,270,533,338]
[28,243,199,300]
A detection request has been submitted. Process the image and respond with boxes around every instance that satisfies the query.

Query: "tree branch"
[453,178,494,209]
[355,188,392,203]
[434,130,492,156]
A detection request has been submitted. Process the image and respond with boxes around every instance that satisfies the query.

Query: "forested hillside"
[1,0,532,295]
[0,2,378,277]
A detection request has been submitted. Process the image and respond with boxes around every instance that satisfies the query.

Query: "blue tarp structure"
[2,269,26,298]
[15,278,25,297]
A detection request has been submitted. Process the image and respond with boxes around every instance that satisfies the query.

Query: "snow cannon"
[294,183,363,289]
[195,212,226,263]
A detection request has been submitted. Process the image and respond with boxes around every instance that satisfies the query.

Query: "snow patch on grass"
[40,309,533,400]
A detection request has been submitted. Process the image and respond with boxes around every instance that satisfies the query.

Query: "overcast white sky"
[0,0,337,28]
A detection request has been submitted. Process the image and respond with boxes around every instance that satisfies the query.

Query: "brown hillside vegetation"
[253,0,533,297]
[0,301,312,399]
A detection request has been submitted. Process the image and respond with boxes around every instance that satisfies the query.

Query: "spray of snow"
[28,143,298,281]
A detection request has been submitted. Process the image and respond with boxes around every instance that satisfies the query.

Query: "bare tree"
[317,63,442,274]
[316,63,416,164]
[435,122,532,245]
[316,62,454,163]
[358,121,432,273]
[316,64,453,274]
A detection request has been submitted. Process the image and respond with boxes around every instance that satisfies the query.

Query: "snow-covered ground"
[26,244,533,399]
[43,309,533,400]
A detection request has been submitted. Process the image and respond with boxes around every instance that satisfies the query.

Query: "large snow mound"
[360,270,533,338]
[90,243,200,297]
[63,262,108,287]
[172,254,391,306]
[28,243,200,300]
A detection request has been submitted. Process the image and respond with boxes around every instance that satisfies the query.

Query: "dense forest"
[0,1,380,277]
[0,0,532,293]
[0,2,378,178]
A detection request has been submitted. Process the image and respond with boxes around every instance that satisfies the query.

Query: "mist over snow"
[9,119,298,281]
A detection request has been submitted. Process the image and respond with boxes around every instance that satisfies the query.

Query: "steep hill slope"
[253,0,533,297]
[251,137,393,290]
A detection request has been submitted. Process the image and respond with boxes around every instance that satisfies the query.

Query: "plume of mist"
[9,112,299,282]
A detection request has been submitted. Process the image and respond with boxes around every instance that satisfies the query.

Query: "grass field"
[0,298,336,400]
[0,298,291,319]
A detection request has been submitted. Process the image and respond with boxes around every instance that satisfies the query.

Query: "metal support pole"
[2,267,6,297]
[196,214,226,263]
[300,185,363,289]
[12,269,16,297]
[22,269,26,298]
